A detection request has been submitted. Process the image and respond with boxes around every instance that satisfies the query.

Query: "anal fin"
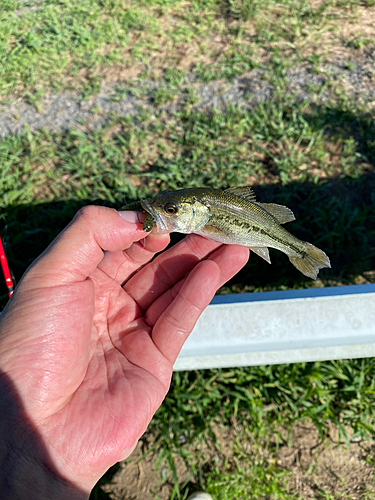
[250,247,271,264]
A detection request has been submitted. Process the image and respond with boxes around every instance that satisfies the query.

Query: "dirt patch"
[100,423,375,500]
[2,55,375,138]
[278,424,375,499]
[101,437,189,500]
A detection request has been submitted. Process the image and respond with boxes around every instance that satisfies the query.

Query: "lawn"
[0,0,375,498]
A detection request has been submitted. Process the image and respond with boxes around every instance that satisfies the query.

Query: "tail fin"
[289,242,331,280]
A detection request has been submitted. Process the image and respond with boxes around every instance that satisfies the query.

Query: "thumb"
[21,206,147,289]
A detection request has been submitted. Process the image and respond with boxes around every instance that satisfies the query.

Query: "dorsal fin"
[257,203,295,224]
[225,186,256,202]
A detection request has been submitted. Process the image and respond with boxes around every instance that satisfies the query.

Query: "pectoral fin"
[250,247,271,264]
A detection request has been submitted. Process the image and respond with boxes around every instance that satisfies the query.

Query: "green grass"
[204,458,293,500]
[0,0,158,98]
[1,0,373,100]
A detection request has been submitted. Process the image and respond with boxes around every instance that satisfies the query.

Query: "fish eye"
[164,202,178,215]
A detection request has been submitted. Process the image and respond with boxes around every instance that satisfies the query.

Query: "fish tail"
[289,242,331,280]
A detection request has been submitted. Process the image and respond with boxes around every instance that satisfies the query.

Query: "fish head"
[141,190,210,234]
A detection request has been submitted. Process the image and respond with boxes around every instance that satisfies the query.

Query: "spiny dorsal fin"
[257,203,295,224]
[225,186,256,202]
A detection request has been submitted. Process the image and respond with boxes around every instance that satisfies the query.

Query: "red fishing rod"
[0,234,14,298]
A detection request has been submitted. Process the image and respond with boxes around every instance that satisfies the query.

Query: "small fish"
[121,187,331,280]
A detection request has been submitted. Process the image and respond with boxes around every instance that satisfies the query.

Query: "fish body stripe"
[207,208,306,258]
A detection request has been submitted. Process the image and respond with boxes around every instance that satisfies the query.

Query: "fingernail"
[118,211,145,223]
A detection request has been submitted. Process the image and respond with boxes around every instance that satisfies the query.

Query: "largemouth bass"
[121,187,330,280]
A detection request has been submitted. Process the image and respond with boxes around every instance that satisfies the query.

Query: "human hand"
[0,206,249,498]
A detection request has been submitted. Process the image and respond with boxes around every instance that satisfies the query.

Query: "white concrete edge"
[173,284,375,371]
[174,342,375,371]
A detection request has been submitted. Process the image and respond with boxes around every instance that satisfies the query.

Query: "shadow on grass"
[227,171,375,293]
[305,104,375,165]
[89,463,121,500]
[1,171,374,308]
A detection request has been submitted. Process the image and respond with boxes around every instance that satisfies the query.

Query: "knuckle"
[164,308,188,334]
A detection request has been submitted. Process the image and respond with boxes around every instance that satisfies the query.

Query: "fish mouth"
[140,199,168,233]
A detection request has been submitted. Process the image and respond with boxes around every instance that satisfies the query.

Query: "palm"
[0,207,249,490]
[41,278,171,481]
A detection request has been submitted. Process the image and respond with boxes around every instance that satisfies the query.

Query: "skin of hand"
[0,205,249,498]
